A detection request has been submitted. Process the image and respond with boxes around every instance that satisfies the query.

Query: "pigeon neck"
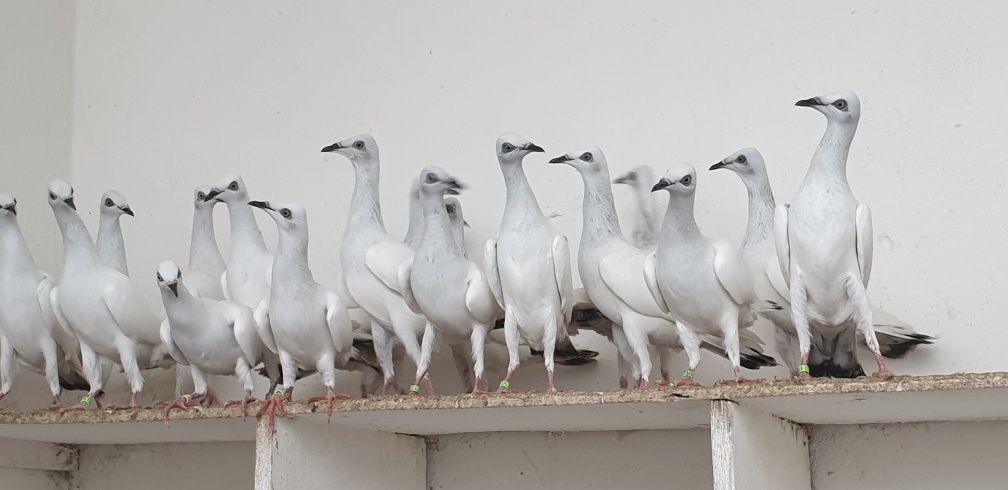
[808,119,857,182]
[578,173,623,242]
[225,200,268,251]
[53,207,100,265]
[632,185,659,248]
[349,159,386,232]
[275,231,314,282]
[740,174,777,250]
[0,218,37,272]
[501,162,547,222]
[419,190,462,256]
[97,213,126,263]
[189,205,225,272]
[660,193,703,242]
[404,188,423,248]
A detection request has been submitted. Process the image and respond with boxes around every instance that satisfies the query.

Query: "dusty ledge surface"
[1,372,1004,426]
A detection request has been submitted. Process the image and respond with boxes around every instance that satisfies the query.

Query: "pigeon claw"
[871,370,894,381]
[676,378,702,387]
[225,392,259,418]
[308,389,351,421]
[256,390,291,431]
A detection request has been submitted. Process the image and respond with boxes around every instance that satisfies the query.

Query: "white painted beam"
[710,400,810,490]
[0,438,76,471]
[256,416,426,489]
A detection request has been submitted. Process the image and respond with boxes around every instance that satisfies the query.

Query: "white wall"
[1,0,1003,403]
[73,442,254,489]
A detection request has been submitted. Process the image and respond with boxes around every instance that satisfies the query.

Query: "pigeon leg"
[225,390,258,418]
[256,386,292,431]
[470,325,489,393]
[308,387,351,420]
[159,393,196,421]
[789,279,815,381]
[847,276,893,380]
[411,323,436,396]
[675,323,704,387]
[658,348,673,387]
[498,307,521,393]
[622,318,652,388]
[610,325,637,389]
[371,322,397,395]
[543,315,559,394]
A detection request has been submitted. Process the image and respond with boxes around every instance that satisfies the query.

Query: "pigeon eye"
[446,204,455,213]
[833,99,847,111]
[104,198,114,207]
[580,152,593,162]
[501,143,515,152]
[49,192,56,200]
[681,175,692,186]
[197,192,206,200]
[425,173,438,184]
[228,181,240,191]
[736,155,747,165]
[280,208,292,219]
[353,140,365,150]
[157,273,163,282]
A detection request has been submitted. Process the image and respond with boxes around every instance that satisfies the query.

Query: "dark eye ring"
[502,143,515,152]
[681,175,692,185]
[425,173,438,184]
[834,99,847,110]
[105,198,114,207]
[280,208,292,219]
[228,182,239,191]
[737,155,747,164]
[157,273,163,282]
[353,141,365,150]
[49,192,56,200]
[197,192,206,200]
[580,152,593,162]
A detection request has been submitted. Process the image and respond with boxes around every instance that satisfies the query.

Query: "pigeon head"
[321,134,378,163]
[193,185,220,209]
[549,147,609,179]
[496,134,545,165]
[156,260,182,297]
[652,164,697,195]
[444,196,470,228]
[100,190,134,218]
[613,164,657,191]
[418,166,466,197]
[710,147,766,179]
[0,193,17,219]
[795,91,860,124]
[205,176,249,203]
[47,180,76,211]
[248,200,308,233]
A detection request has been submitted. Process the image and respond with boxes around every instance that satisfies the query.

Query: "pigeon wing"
[599,251,665,317]
[365,240,414,296]
[642,251,669,313]
[712,241,756,306]
[774,204,791,286]
[855,203,874,287]
[323,290,353,353]
[159,318,189,366]
[464,263,498,323]
[550,235,574,325]
[483,238,505,309]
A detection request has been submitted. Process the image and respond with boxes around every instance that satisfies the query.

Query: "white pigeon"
[645,165,767,383]
[613,165,660,249]
[711,147,934,376]
[400,167,500,392]
[47,180,164,407]
[0,194,87,408]
[155,261,263,418]
[184,186,227,300]
[775,92,890,379]
[444,196,468,256]
[96,190,134,276]
[322,135,436,395]
[484,134,576,393]
[250,200,356,419]
[551,149,683,388]
[204,176,281,392]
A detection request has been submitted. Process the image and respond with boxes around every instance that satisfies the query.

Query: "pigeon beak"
[444,188,460,196]
[548,155,572,164]
[64,197,76,210]
[463,220,471,228]
[204,188,223,201]
[321,142,344,153]
[247,200,272,211]
[447,179,467,193]
[795,97,824,107]
[709,161,728,171]
[3,205,16,216]
[651,178,673,192]
[168,282,178,297]
[524,143,545,153]
[121,206,134,217]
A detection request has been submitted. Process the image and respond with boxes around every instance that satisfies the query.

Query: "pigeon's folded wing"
[103,276,162,346]
[397,257,422,315]
[253,299,278,354]
[37,277,80,365]
[712,241,756,306]
[323,290,353,353]
[773,204,791,286]
[365,240,414,296]
[642,251,669,313]
[159,318,189,365]
[225,302,261,365]
[599,251,665,317]
[855,203,873,287]
[464,263,498,323]
[550,235,574,325]
[483,238,505,309]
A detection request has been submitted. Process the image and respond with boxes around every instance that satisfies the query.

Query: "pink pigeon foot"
[619,376,629,389]
[308,388,351,419]
[256,389,292,431]
[225,391,259,418]
[546,370,557,393]
[635,378,649,389]
[871,353,893,380]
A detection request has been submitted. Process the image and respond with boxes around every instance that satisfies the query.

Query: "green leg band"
[409,384,421,393]
[682,369,694,379]
[80,395,93,406]
[798,364,810,374]
[273,386,287,397]
[499,380,510,390]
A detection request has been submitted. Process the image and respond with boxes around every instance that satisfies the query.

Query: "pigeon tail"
[58,368,90,392]
[875,325,936,359]
[348,337,383,374]
[529,336,600,366]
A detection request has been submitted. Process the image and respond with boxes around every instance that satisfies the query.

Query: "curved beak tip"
[525,143,545,153]
[548,156,570,164]
[64,198,76,210]
[709,162,727,171]
[122,207,134,217]
[321,142,343,153]
[795,97,822,107]
[168,283,178,297]
[247,200,271,210]
[651,179,672,193]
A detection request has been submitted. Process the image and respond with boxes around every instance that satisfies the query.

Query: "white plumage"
[95,190,134,276]
[0,193,86,408]
[184,186,227,300]
[775,92,891,379]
